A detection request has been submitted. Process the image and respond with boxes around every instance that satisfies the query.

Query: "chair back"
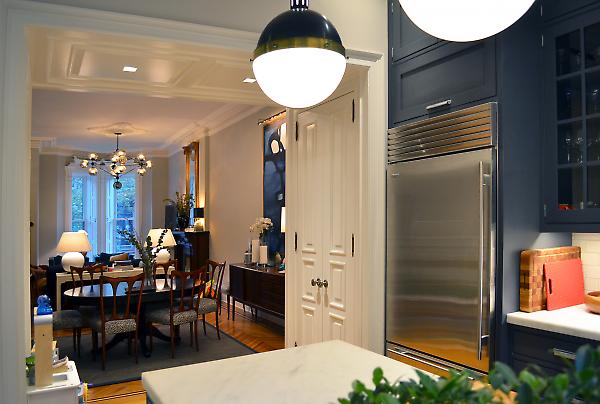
[70,264,106,292]
[205,260,226,300]
[99,273,144,324]
[169,269,204,316]
[29,265,47,303]
[153,259,178,288]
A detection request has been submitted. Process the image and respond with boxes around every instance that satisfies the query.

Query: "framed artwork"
[263,114,287,256]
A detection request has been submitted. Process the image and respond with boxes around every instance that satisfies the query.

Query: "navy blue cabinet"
[388,0,439,63]
[389,39,496,125]
[543,0,600,23]
[510,325,599,375]
[542,4,600,231]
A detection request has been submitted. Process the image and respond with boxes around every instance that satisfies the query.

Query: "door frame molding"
[285,57,385,352]
[0,1,385,401]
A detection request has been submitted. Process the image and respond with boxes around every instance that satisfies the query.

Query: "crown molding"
[30,136,56,150]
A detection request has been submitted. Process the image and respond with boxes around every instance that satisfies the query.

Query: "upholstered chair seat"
[146,307,198,326]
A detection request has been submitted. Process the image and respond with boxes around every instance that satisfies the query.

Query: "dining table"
[63,277,196,357]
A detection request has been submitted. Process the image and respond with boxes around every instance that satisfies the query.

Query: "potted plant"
[118,229,166,288]
[164,192,194,230]
[339,345,600,404]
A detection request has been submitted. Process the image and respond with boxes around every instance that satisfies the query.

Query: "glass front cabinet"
[543,6,600,229]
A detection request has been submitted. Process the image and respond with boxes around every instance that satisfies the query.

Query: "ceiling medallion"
[252,0,346,108]
[79,125,152,189]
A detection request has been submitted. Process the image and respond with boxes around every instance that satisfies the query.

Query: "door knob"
[311,278,316,287]
[323,279,328,288]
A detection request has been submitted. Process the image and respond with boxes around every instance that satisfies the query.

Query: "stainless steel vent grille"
[388,103,497,164]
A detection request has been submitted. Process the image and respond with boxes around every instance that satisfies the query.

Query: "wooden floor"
[82,306,285,403]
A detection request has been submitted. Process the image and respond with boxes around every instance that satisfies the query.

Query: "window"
[69,173,98,255]
[68,169,138,256]
[71,176,84,231]
[106,175,137,255]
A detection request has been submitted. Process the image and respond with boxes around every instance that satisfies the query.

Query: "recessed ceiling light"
[122,66,138,73]
[243,77,257,83]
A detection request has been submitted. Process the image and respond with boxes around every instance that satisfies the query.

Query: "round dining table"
[63,278,195,357]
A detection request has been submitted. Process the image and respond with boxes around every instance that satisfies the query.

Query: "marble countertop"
[142,340,421,404]
[507,304,600,341]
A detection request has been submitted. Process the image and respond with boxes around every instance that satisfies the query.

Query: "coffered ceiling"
[28,26,274,156]
[28,26,272,105]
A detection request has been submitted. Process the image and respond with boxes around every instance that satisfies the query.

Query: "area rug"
[57,324,256,386]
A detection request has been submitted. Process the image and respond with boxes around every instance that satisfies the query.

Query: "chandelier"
[79,132,152,189]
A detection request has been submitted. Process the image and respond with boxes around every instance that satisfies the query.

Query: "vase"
[251,239,260,263]
[259,237,269,266]
[177,216,189,230]
[142,263,154,289]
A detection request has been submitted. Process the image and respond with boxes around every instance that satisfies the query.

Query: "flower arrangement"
[250,217,273,240]
[164,192,194,229]
[164,192,194,218]
[118,229,166,285]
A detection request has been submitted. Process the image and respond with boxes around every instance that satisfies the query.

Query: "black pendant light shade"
[254,0,345,60]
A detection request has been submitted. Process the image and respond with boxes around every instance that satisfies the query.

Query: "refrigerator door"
[386,147,493,372]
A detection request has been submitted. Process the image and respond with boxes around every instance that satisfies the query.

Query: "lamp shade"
[56,231,92,253]
[400,0,535,42]
[252,0,346,108]
[281,207,286,233]
[193,207,205,219]
[147,228,177,248]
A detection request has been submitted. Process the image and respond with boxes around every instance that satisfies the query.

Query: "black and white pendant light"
[252,0,346,109]
[400,0,536,42]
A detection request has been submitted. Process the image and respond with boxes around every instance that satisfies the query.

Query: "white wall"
[29,0,387,54]
[150,157,169,229]
[573,234,600,293]
[207,107,280,285]
[37,154,69,263]
[168,150,186,198]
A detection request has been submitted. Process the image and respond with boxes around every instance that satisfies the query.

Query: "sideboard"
[229,263,284,320]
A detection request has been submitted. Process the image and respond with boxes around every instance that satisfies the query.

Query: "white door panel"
[294,92,359,346]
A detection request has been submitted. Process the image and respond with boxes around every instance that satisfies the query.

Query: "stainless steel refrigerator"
[386,103,497,374]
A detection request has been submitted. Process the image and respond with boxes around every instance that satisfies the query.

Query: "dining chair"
[90,272,144,370]
[70,264,106,326]
[152,259,178,289]
[198,260,226,339]
[70,264,106,292]
[29,265,48,307]
[146,269,204,358]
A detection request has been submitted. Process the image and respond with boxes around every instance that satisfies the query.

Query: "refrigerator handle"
[477,162,490,361]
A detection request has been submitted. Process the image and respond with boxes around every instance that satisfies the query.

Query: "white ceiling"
[31,89,266,155]
[28,26,275,156]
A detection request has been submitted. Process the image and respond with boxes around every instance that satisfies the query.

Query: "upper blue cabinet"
[387,1,497,127]
[388,0,439,63]
[542,2,600,231]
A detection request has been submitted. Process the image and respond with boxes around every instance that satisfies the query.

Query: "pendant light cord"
[290,0,309,10]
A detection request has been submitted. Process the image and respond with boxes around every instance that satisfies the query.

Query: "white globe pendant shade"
[400,0,536,42]
[253,48,346,109]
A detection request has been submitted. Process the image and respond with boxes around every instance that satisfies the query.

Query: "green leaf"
[575,345,594,372]
[373,368,384,385]
[517,382,534,404]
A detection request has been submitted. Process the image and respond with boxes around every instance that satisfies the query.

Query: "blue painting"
[263,115,286,257]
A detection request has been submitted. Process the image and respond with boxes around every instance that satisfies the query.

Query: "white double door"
[292,92,360,346]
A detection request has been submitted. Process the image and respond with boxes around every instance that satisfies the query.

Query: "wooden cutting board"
[520,246,581,312]
[544,258,585,311]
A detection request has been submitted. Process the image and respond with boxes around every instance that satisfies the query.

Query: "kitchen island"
[142,340,422,404]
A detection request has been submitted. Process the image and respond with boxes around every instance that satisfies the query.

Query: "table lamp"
[193,207,205,231]
[56,231,92,272]
[148,228,177,263]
